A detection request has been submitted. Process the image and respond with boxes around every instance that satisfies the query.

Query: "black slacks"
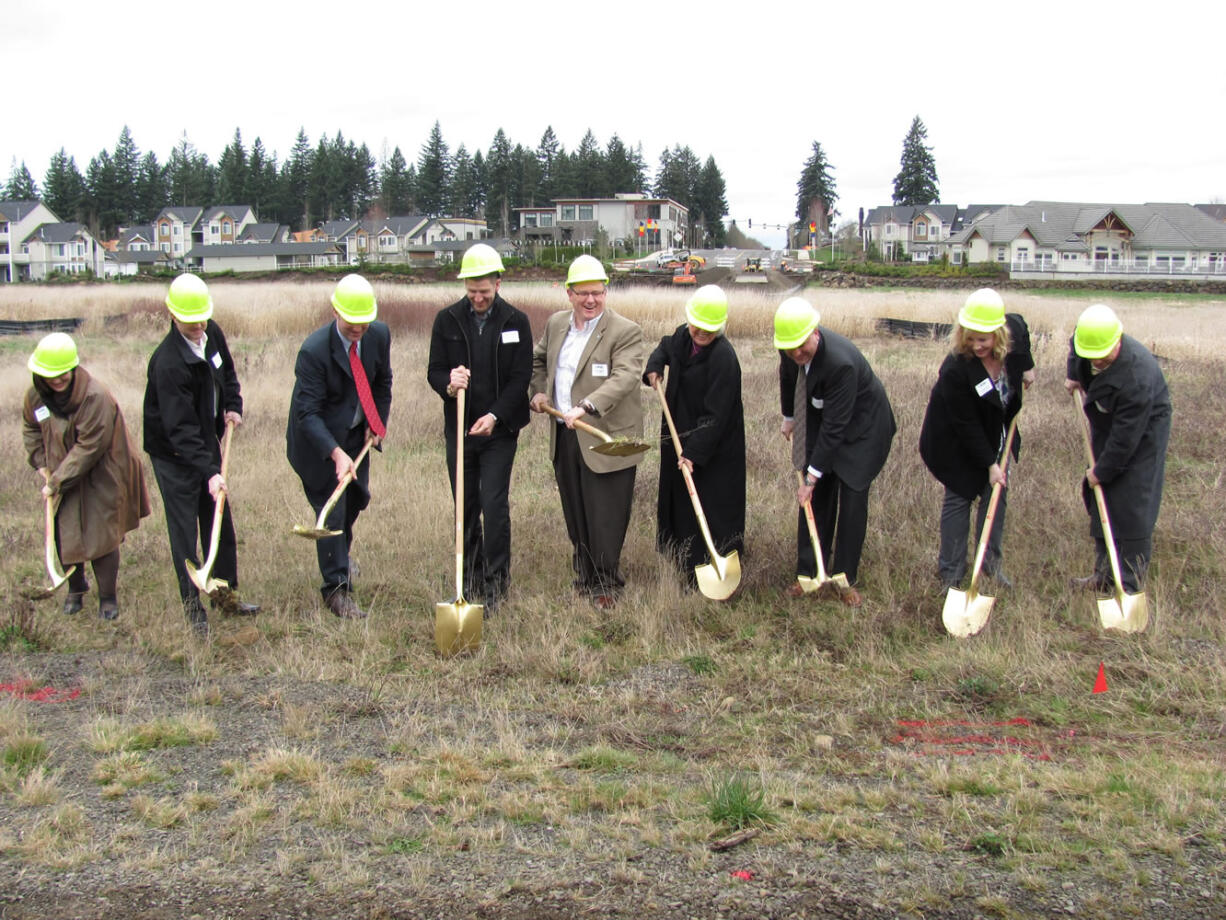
[151,456,238,602]
[445,432,518,602]
[795,473,870,587]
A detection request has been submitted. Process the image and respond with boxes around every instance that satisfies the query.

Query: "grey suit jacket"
[530,307,645,473]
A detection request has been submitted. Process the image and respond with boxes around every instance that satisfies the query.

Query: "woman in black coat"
[919,289,1034,589]
[644,285,746,584]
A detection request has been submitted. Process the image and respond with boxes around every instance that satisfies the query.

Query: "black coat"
[919,313,1033,500]
[644,326,746,563]
[286,320,393,497]
[143,319,242,481]
[425,294,532,436]
[779,328,895,492]
[1067,334,1171,540]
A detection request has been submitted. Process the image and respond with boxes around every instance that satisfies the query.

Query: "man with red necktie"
[287,274,392,619]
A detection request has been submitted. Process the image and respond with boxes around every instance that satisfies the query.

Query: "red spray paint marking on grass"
[891,718,1053,761]
[1,681,81,703]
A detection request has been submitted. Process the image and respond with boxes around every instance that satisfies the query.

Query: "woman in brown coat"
[22,333,150,619]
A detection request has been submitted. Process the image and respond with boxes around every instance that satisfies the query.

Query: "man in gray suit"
[776,297,895,607]
[530,255,645,609]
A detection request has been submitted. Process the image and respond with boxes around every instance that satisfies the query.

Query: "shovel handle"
[796,472,832,582]
[312,437,375,531]
[454,389,466,599]
[541,404,612,442]
[966,414,1020,593]
[653,380,722,572]
[197,421,237,577]
[1071,392,1129,601]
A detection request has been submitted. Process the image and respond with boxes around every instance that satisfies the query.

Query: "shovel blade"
[589,439,651,458]
[27,564,76,601]
[435,600,483,657]
[292,524,343,540]
[1099,591,1148,633]
[943,587,995,638]
[185,560,211,594]
[795,575,821,594]
[828,572,851,592]
[695,551,741,601]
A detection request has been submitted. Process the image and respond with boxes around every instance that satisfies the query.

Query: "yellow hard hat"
[685,285,728,333]
[165,273,213,322]
[566,254,608,287]
[1074,304,1123,359]
[457,243,504,279]
[28,332,80,377]
[773,297,820,350]
[957,288,1006,333]
[331,274,378,323]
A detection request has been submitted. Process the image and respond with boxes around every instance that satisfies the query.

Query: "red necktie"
[348,341,385,438]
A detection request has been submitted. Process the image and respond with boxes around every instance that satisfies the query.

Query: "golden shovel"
[1073,392,1148,633]
[796,472,850,595]
[27,485,76,600]
[652,380,740,600]
[943,415,1020,638]
[186,420,235,597]
[541,405,653,457]
[435,388,482,657]
[292,437,375,539]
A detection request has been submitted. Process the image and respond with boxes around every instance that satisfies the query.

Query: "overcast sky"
[5,1,1224,248]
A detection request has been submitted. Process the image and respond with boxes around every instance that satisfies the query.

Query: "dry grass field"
[0,278,1223,919]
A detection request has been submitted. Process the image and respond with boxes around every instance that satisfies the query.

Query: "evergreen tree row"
[5,123,729,245]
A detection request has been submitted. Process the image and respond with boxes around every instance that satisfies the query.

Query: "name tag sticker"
[501,329,520,344]
[811,397,824,409]
[211,352,223,369]
[592,363,609,378]
[34,406,50,423]
[975,378,994,397]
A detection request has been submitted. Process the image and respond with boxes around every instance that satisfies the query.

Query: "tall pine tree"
[42,150,85,221]
[416,121,451,216]
[796,141,838,241]
[892,115,939,206]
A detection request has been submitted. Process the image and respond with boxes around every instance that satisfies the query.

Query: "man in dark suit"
[529,255,645,608]
[1065,303,1170,592]
[286,274,392,619]
[144,273,260,636]
[427,244,532,611]
[776,297,896,607]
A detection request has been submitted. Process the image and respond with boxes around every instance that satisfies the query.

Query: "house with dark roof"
[118,224,155,251]
[237,223,290,244]
[199,206,256,245]
[861,204,1003,261]
[1,199,62,282]
[21,222,105,279]
[947,201,1226,274]
[185,241,343,272]
[153,207,203,259]
[105,248,174,277]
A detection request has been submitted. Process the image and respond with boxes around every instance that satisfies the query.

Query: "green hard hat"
[685,285,728,333]
[957,288,1006,333]
[457,243,504,279]
[28,332,80,378]
[1074,304,1123,359]
[773,297,820,350]
[165,273,214,322]
[331,274,378,323]
[566,254,608,287]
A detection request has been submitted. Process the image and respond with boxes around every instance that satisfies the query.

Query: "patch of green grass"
[386,835,424,854]
[704,772,777,831]
[0,624,40,652]
[682,654,717,676]
[570,745,638,772]
[968,831,1009,857]
[4,735,49,777]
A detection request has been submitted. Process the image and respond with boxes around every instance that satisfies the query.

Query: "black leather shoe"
[99,598,119,621]
[63,593,86,616]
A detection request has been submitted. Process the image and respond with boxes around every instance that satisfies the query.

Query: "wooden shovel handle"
[796,471,831,582]
[454,388,466,598]
[966,414,1020,593]
[541,404,611,442]
[313,436,375,530]
[198,420,237,575]
[1071,392,1128,596]
[653,380,721,566]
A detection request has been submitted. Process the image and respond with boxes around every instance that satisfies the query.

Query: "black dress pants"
[151,456,238,602]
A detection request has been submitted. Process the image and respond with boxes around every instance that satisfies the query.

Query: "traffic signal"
[809,221,816,233]
[748,218,752,229]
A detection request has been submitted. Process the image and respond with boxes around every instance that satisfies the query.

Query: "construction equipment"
[735,256,768,284]
[435,388,483,657]
[541,405,652,457]
[653,380,740,600]
[1072,391,1148,633]
[942,415,1020,638]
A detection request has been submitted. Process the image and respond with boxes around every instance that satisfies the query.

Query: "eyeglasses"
[572,289,606,301]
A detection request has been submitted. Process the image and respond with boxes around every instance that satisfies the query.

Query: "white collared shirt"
[553,312,600,414]
[180,329,208,362]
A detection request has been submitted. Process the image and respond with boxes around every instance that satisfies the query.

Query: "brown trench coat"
[22,367,151,563]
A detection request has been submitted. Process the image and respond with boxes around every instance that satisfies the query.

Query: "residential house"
[186,241,343,273]
[118,224,155,251]
[512,195,688,249]
[199,206,256,245]
[860,204,1003,261]
[105,249,174,277]
[948,201,1226,274]
[1,199,62,282]
[21,223,106,279]
[237,223,290,244]
[153,207,203,259]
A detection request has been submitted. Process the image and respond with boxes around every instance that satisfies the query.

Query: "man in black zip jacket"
[144,273,260,634]
[427,244,532,611]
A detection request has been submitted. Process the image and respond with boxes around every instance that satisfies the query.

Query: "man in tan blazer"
[530,255,645,608]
